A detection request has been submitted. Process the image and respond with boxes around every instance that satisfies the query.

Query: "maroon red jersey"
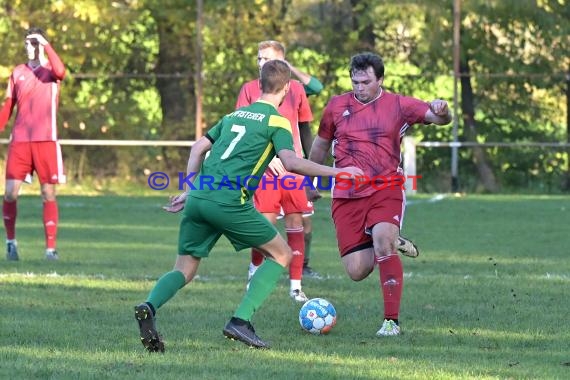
[236,78,312,158]
[0,45,65,142]
[318,90,429,198]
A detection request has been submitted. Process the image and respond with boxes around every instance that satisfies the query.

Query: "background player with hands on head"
[0,27,66,261]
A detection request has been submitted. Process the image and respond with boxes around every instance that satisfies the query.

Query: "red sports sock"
[376,254,404,320]
[286,226,305,281]
[3,199,17,240]
[43,200,58,249]
[250,248,264,266]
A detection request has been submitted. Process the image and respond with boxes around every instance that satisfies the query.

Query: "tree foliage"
[0,0,567,192]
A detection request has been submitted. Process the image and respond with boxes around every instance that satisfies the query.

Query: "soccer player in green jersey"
[134,60,363,351]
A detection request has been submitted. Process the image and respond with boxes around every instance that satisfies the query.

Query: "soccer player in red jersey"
[236,40,314,302]
[308,52,452,336]
[0,27,66,261]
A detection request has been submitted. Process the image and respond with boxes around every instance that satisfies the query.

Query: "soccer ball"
[299,298,337,335]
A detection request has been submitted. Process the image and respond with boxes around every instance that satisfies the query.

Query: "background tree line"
[0,0,568,193]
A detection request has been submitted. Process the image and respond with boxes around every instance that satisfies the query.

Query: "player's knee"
[344,261,374,281]
[346,267,372,281]
[273,245,293,267]
[4,192,18,202]
[41,189,56,201]
[281,245,293,266]
[373,239,396,256]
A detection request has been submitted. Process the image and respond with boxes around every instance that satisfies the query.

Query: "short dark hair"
[349,52,385,79]
[260,60,291,94]
[25,27,46,39]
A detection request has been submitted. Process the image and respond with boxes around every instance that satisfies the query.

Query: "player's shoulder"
[11,64,29,76]
[288,80,309,96]
[384,90,427,108]
[333,91,353,101]
[241,78,259,89]
[267,113,292,133]
[325,91,353,107]
[384,90,416,102]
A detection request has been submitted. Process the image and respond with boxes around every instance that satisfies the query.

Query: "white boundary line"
[407,193,449,206]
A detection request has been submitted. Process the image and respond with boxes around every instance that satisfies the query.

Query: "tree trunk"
[460,60,500,192]
[152,9,196,170]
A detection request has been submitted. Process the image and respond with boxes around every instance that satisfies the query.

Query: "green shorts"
[178,194,278,258]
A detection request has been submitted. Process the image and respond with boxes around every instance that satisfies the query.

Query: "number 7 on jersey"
[220,124,246,159]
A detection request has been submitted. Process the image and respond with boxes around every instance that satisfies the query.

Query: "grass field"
[1,193,569,379]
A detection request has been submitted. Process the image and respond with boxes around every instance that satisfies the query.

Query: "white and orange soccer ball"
[299,298,337,335]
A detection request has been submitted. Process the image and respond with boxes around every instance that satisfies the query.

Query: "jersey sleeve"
[268,114,294,152]
[304,76,324,96]
[0,76,16,131]
[205,118,224,142]
[317,98,336,141]
[44,44,66,80]
[399,95,430,125]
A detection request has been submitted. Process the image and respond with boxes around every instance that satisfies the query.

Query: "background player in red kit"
[236,40,314,302]
[0,27,66,261]
[308,52,452,336]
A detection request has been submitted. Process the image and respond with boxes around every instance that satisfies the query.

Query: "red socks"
[43,200,58,249]
[3,199,59,250]
[376,254,404,320]
[250,226,305,284]
[250,248,264,266]
[286,226,304,281]
[3,200,17,240]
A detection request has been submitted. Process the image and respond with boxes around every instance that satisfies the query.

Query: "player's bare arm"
[277,149,362,180]
[285,60,312,85]
[307,136,332,165]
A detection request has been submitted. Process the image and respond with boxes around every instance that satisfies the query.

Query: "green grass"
[1,193,569,379]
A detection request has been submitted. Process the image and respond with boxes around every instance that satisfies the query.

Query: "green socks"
[147,270,186,310]
[234,259,285,321]
[146,259,285,320]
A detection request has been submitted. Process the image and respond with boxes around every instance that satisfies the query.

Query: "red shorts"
[5,141,66,184]
[254,175,313,215]
[331,188,405,256]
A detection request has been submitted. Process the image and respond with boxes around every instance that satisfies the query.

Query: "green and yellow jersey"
[190,100,293,205]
